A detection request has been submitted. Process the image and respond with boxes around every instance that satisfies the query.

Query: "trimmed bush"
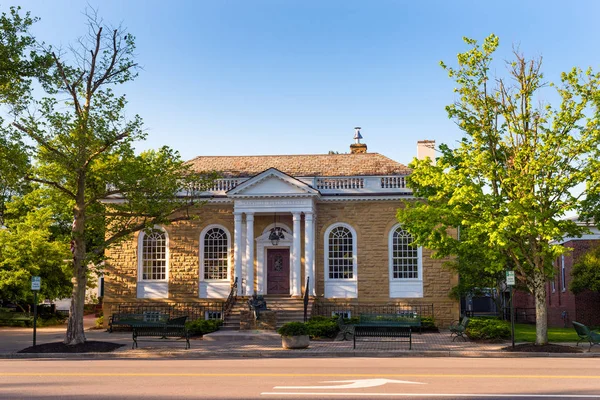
[466,317,510,340]
[306,319,338,339]
[185,318,223,336]
[421,316,437,331]
[277,322,308,336]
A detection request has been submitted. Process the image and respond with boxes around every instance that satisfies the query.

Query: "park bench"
[572,321,600,351]
[337,315,355,341]
[449,316,470,342]
[108,311,169,332]
[353,313,420,349]
[131,316,190,349]
[0,311,34,326]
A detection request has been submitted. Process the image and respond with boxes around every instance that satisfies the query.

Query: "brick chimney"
[350,127,367,154]
[417,140,435,164]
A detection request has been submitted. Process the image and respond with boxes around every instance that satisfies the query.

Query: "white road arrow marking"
[274,378,425,389]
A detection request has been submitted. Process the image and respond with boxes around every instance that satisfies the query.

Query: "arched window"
[389,224,423,298]
[202,226,230,280]
[326,224,356,280]
[391,226,419,279]
[139,229,168,281]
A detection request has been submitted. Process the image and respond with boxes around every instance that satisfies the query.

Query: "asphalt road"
[1,357,599,399]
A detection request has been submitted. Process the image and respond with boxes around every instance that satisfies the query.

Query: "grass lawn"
[513,323,580,342]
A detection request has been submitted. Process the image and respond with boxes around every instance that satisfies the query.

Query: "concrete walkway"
[2,316,599,358]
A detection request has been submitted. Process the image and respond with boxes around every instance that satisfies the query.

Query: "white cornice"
[227,167,321,198]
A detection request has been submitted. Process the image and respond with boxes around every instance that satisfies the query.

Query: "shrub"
[466,317,510,340]
[421,316,437,331]
[185,318,223,336]
[277,322,308,336]
[95,315,104,328]
[306,319,338,339]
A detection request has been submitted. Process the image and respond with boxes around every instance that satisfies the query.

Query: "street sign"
[506,270,515,286]
[31,276,41,291]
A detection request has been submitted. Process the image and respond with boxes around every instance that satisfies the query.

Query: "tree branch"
[25,176,76,198]
[51,52,82,115]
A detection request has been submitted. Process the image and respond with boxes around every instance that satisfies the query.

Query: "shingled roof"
[187,153,410,177]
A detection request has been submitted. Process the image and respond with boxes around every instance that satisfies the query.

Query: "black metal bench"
[0,312,34,326]
[109,311,169,332]
[131,316,190,349]
[353,313,420,349]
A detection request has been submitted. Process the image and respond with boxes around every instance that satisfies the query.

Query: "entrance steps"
[220,295,314,331]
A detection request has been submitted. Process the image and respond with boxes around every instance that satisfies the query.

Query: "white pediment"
[227,168,320,198]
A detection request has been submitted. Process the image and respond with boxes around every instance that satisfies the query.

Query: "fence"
[115,302,225,320]
[502,307,536,324]
[312,303,434,319]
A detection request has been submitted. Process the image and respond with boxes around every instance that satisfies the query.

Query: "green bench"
[109,311,169,332]
[353,313,421,350]
[0,311,34,326]
[449,316,470,342]
[131,316,190,349]
[572,321,600,351]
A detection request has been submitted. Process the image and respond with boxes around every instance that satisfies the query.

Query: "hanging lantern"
[269,213,285,245]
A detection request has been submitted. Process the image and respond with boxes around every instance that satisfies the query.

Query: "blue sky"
[20,0,600,165]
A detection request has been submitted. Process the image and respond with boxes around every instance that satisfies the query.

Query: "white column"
[245,213,255,296]
[292,212,302,296]
[304,212,315,296]
[233,212,243,296]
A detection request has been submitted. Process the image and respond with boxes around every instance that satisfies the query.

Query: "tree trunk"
[533,267,548,345]
[65,189,87,345]
[64,264,87,345]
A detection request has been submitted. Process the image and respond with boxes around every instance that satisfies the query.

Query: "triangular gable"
[227,168,320,197]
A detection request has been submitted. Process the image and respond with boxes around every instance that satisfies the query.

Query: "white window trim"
[199,224,232,282]
[324,222,358,282]
[561,255,566,292]
[137,226,169,283]
[388,223,423,298]
[388,223,423,282]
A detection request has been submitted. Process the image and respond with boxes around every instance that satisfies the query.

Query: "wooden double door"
[266,248,290,295]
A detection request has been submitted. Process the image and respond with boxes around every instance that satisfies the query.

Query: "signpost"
[506,271,515,348]
[31,276,41,347]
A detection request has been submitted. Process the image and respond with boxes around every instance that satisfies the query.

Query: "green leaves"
[570,245,600,294]
[399,34,600,344]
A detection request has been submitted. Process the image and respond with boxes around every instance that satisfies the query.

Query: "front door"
[267,249,290,295]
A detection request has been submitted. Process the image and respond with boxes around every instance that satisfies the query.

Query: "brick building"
[103,132,459,328]
[546,224,600,327]
[509,223,600,327]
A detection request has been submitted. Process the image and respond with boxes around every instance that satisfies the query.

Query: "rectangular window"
[561,255,566,292]
[331,311,351,319]
[205,311,222,320]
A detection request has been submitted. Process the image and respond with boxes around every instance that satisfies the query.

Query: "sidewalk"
[2,318,599,359]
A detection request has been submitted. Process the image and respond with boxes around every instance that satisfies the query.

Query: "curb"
[2,349,599,360]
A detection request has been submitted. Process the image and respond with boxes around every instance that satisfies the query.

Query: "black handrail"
[223,277,238,318]
[303,276,310,322]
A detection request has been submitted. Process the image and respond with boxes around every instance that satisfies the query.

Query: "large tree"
[397,35,600,345]
[0,190,72,307]
[1,9,213,344]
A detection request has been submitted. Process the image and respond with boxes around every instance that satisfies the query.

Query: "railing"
[207,178,244,192]
[315,177,365,190]
[223,277,238,318]
[313,303,434,319]
[303,276,310,322]
[116,302,224,321]
[380,176,406,189]
[502,307,536,324]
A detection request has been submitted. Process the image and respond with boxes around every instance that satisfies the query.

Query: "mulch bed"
[18,341,125,353]
[502,343,583,353]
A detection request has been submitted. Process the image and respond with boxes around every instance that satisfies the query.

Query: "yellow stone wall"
[103,200,458,327]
